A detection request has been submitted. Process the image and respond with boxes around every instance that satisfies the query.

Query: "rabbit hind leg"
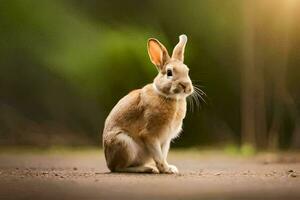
[105,132,152,173]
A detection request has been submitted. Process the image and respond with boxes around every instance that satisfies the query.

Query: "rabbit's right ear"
[147,38,170,70]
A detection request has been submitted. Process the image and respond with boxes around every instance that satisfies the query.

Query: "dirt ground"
[0,149,299,200]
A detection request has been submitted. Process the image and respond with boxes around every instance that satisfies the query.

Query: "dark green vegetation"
[0,0,300,149]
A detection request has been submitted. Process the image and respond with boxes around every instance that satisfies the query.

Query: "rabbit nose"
[179,82,191,93]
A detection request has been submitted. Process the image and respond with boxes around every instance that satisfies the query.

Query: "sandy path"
[0,150,299,200]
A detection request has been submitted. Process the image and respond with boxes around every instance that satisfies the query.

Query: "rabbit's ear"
[172,34,187,62]
[147,38,170,70]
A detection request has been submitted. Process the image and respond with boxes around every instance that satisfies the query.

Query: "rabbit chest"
[143,95,187,142]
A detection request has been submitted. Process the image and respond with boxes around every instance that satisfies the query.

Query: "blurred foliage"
[0,0,299,149]
[224,144,256,156]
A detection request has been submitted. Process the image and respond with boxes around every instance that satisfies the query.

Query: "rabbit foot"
[166,164,178,174]
[114,165,159,173]
[157,163,179,174]
[149,167,160,174]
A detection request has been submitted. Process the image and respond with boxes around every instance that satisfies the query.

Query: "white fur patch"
[152,83,169,98]
[116,133,138,161]
[170,123,183,139]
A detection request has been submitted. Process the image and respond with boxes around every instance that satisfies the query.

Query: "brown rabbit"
[103,35,193,173]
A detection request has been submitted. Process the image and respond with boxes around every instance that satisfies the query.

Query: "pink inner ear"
[149,41,162,66]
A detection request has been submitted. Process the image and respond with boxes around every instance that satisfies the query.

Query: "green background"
[0,0,299,150]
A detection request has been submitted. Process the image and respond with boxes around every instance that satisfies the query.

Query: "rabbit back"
[103,84,186,144]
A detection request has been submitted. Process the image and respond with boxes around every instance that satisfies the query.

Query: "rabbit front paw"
[157,162,179,174]
[166,164,178,174]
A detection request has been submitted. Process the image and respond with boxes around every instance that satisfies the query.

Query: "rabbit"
[103,34,193,174]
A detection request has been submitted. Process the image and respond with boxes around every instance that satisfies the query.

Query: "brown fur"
[103,35,192,173]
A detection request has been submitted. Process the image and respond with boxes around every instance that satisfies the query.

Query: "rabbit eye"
[167,69,173,78]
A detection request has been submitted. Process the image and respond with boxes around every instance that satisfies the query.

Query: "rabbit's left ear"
[172,34,187,62]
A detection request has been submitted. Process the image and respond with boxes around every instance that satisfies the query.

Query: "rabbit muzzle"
[172,81,193,96]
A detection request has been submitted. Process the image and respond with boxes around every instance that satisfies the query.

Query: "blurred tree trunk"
[241,1,256,148]
[268,0,299,150]
[254,51,267,149]
[241,0,300,150]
